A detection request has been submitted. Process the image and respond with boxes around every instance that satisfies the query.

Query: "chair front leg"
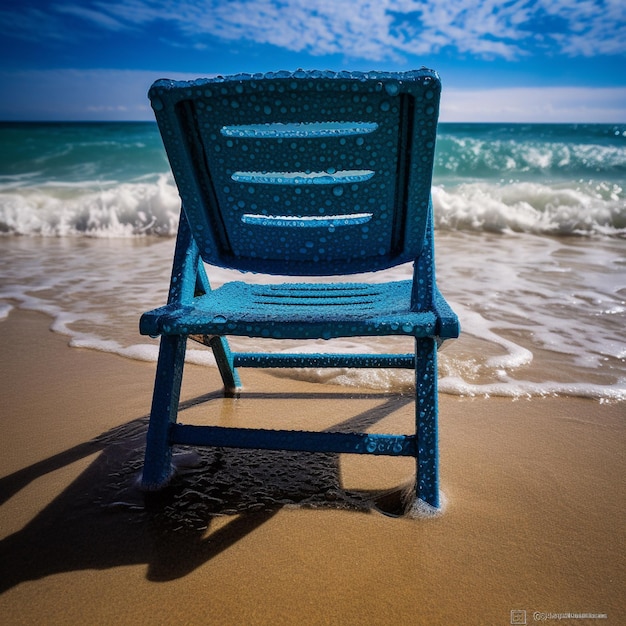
[142,334,187,490]
[414,336,440,508]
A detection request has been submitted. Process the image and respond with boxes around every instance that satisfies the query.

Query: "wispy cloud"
[546,0,626,57]
[3,0,624,62]
[0,7,70,44]
[54,4,132,32]
[95,0,533,60]
[75,0,626,60]
[101,0,412,61]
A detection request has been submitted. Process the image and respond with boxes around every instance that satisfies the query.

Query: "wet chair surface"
[140,69,459,510]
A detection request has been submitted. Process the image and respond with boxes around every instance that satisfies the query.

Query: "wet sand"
[1,310,624,625]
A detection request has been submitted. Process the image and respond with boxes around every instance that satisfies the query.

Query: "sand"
[1,310,624,625]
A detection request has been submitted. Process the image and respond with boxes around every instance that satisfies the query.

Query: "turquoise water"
[1,121,624,236]
[0,122,624,399]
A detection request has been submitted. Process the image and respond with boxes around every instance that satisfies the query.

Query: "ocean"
[1,121,624,401]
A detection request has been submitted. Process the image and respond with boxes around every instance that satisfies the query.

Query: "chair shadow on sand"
[0,389,416,593]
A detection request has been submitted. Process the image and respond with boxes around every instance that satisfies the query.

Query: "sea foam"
[1,177,623,238]
[433,181,625,237]
[0,174,180,237]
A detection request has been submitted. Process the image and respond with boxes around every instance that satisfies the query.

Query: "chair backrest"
[149,69,441,276]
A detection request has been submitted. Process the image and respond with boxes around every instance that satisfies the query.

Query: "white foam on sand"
[1,228,624,401]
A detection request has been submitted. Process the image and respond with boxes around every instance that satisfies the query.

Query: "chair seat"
[141,280,439,340]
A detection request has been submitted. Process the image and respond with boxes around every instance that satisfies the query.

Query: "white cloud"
[0,0,623,65]
[92,0,626,61]
[103,0,409,61]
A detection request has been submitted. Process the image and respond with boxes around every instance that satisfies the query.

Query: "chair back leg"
[207,335,241,396]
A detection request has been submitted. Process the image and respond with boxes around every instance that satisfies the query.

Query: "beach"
[1,309,624,624]
[1,120,624,623]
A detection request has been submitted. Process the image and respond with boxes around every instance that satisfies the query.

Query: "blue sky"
[1,0,625,122]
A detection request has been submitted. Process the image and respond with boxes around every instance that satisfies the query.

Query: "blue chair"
[141,70,459,509]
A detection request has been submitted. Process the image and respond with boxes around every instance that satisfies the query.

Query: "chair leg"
[415,337,440,508]
[142,334,187,490]
[207,335,242,396]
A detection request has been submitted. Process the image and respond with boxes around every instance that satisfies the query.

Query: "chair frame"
[140,70,459,510]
